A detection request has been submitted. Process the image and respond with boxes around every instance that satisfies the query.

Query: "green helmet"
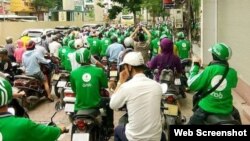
[0,78,12,107]
[209,43,232,61]
[68,40,75,49]
[75,48,91,64]
[177,32,185,39]
[69,33,75,40]
[62,37,69,46]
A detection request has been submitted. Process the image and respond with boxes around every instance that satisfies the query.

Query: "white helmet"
[75,39,83,49]
[119,52,144,66]
[124,37,134,47]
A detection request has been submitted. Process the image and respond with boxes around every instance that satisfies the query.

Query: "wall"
[217,0,250,104]
[0,21,103,45]
[201,0,217,65]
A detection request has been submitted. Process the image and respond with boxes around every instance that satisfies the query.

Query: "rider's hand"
[119,67,129,84]
[192,55,201,65]
[13,92,25,98]
[59,125,67,133]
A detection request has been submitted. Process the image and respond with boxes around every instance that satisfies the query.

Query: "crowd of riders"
[0,22,241,141]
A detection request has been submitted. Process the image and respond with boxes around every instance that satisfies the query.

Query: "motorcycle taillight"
[165,95,175,104]
[76,119,86,130]
[64,92,75,97]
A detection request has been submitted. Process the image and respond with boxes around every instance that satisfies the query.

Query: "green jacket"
[70,65,108,111]
[58,45,70,68]
[63,48,76,72]
[100,38,111,57]
[175,39,191,59]
[188,63,238,114]
[0,113,61,141]
[88,37,101,56]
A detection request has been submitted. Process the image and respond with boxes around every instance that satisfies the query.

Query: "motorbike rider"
[106,35,125,63]
[49,35,62,57]
[22,40,54,102]
[174,31,192,60]
[0,47,13,82]
[187,43,240,124]
[117,37,134,67]
[4,37,16,62]
[14,39,26,65]
[0,77,67,141]
[147,37,182,82]
[110,52,165,141]
[69,39,105,71]
[70,48,114,132]
[130,26,151,63]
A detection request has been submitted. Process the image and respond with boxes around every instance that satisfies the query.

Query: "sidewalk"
[233,91,250,124]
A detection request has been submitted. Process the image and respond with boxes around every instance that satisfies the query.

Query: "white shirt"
[68,51,98,71]
[35,44,47,56]
[49,41,61,57]
[110,73,162,141]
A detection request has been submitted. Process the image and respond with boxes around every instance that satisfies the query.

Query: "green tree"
[32,0,62,12]
[141,0,165,25]
[109,0,143,25]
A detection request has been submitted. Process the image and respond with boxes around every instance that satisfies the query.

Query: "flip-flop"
[47,96,54,102]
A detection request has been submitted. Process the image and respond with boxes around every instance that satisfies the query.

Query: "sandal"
[47,96,54,102]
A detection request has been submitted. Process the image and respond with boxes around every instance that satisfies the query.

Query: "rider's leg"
[188,107,209,125]
[114,125,128,141]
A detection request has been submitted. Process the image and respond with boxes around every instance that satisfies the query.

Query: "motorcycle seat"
[205,114,239,125]
[75,109,101,119]
[14,75,36,80]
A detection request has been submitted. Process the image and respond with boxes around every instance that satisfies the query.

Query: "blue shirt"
[106,42,124,62]
[22,50,50,75]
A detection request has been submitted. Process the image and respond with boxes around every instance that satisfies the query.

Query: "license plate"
[64,103,74,113]
[73,133,89,141]
[57,81,67,87]
[164,104,178,116]
[174,78,181,85]
[110,70,118,77]
[52,74,60,81]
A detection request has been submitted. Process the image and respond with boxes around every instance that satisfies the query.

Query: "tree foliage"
[32,0,62,12]
[141,0,165,24]
[109,0,143,24]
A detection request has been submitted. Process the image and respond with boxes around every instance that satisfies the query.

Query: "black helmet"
[26,40,36,50]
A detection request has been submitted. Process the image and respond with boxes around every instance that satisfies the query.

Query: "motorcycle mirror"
[160,83,168,94]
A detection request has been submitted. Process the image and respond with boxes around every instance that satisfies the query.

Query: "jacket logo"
[82,73,91,82]
[211,75,227,91]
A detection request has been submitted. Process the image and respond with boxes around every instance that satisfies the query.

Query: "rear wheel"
[165,116,176,141]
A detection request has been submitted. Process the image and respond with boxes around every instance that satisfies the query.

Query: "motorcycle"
[53,71,70,99]
[70,89,112,141]
[107,62,118,91]
[0,70,28,118]
[180,58,192,90]
[13,74,47,109]
[38,110,69,141]
[8,97,29,118]
[204,111,241,125]
[59,81,75,122]
[159,70,186,140]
